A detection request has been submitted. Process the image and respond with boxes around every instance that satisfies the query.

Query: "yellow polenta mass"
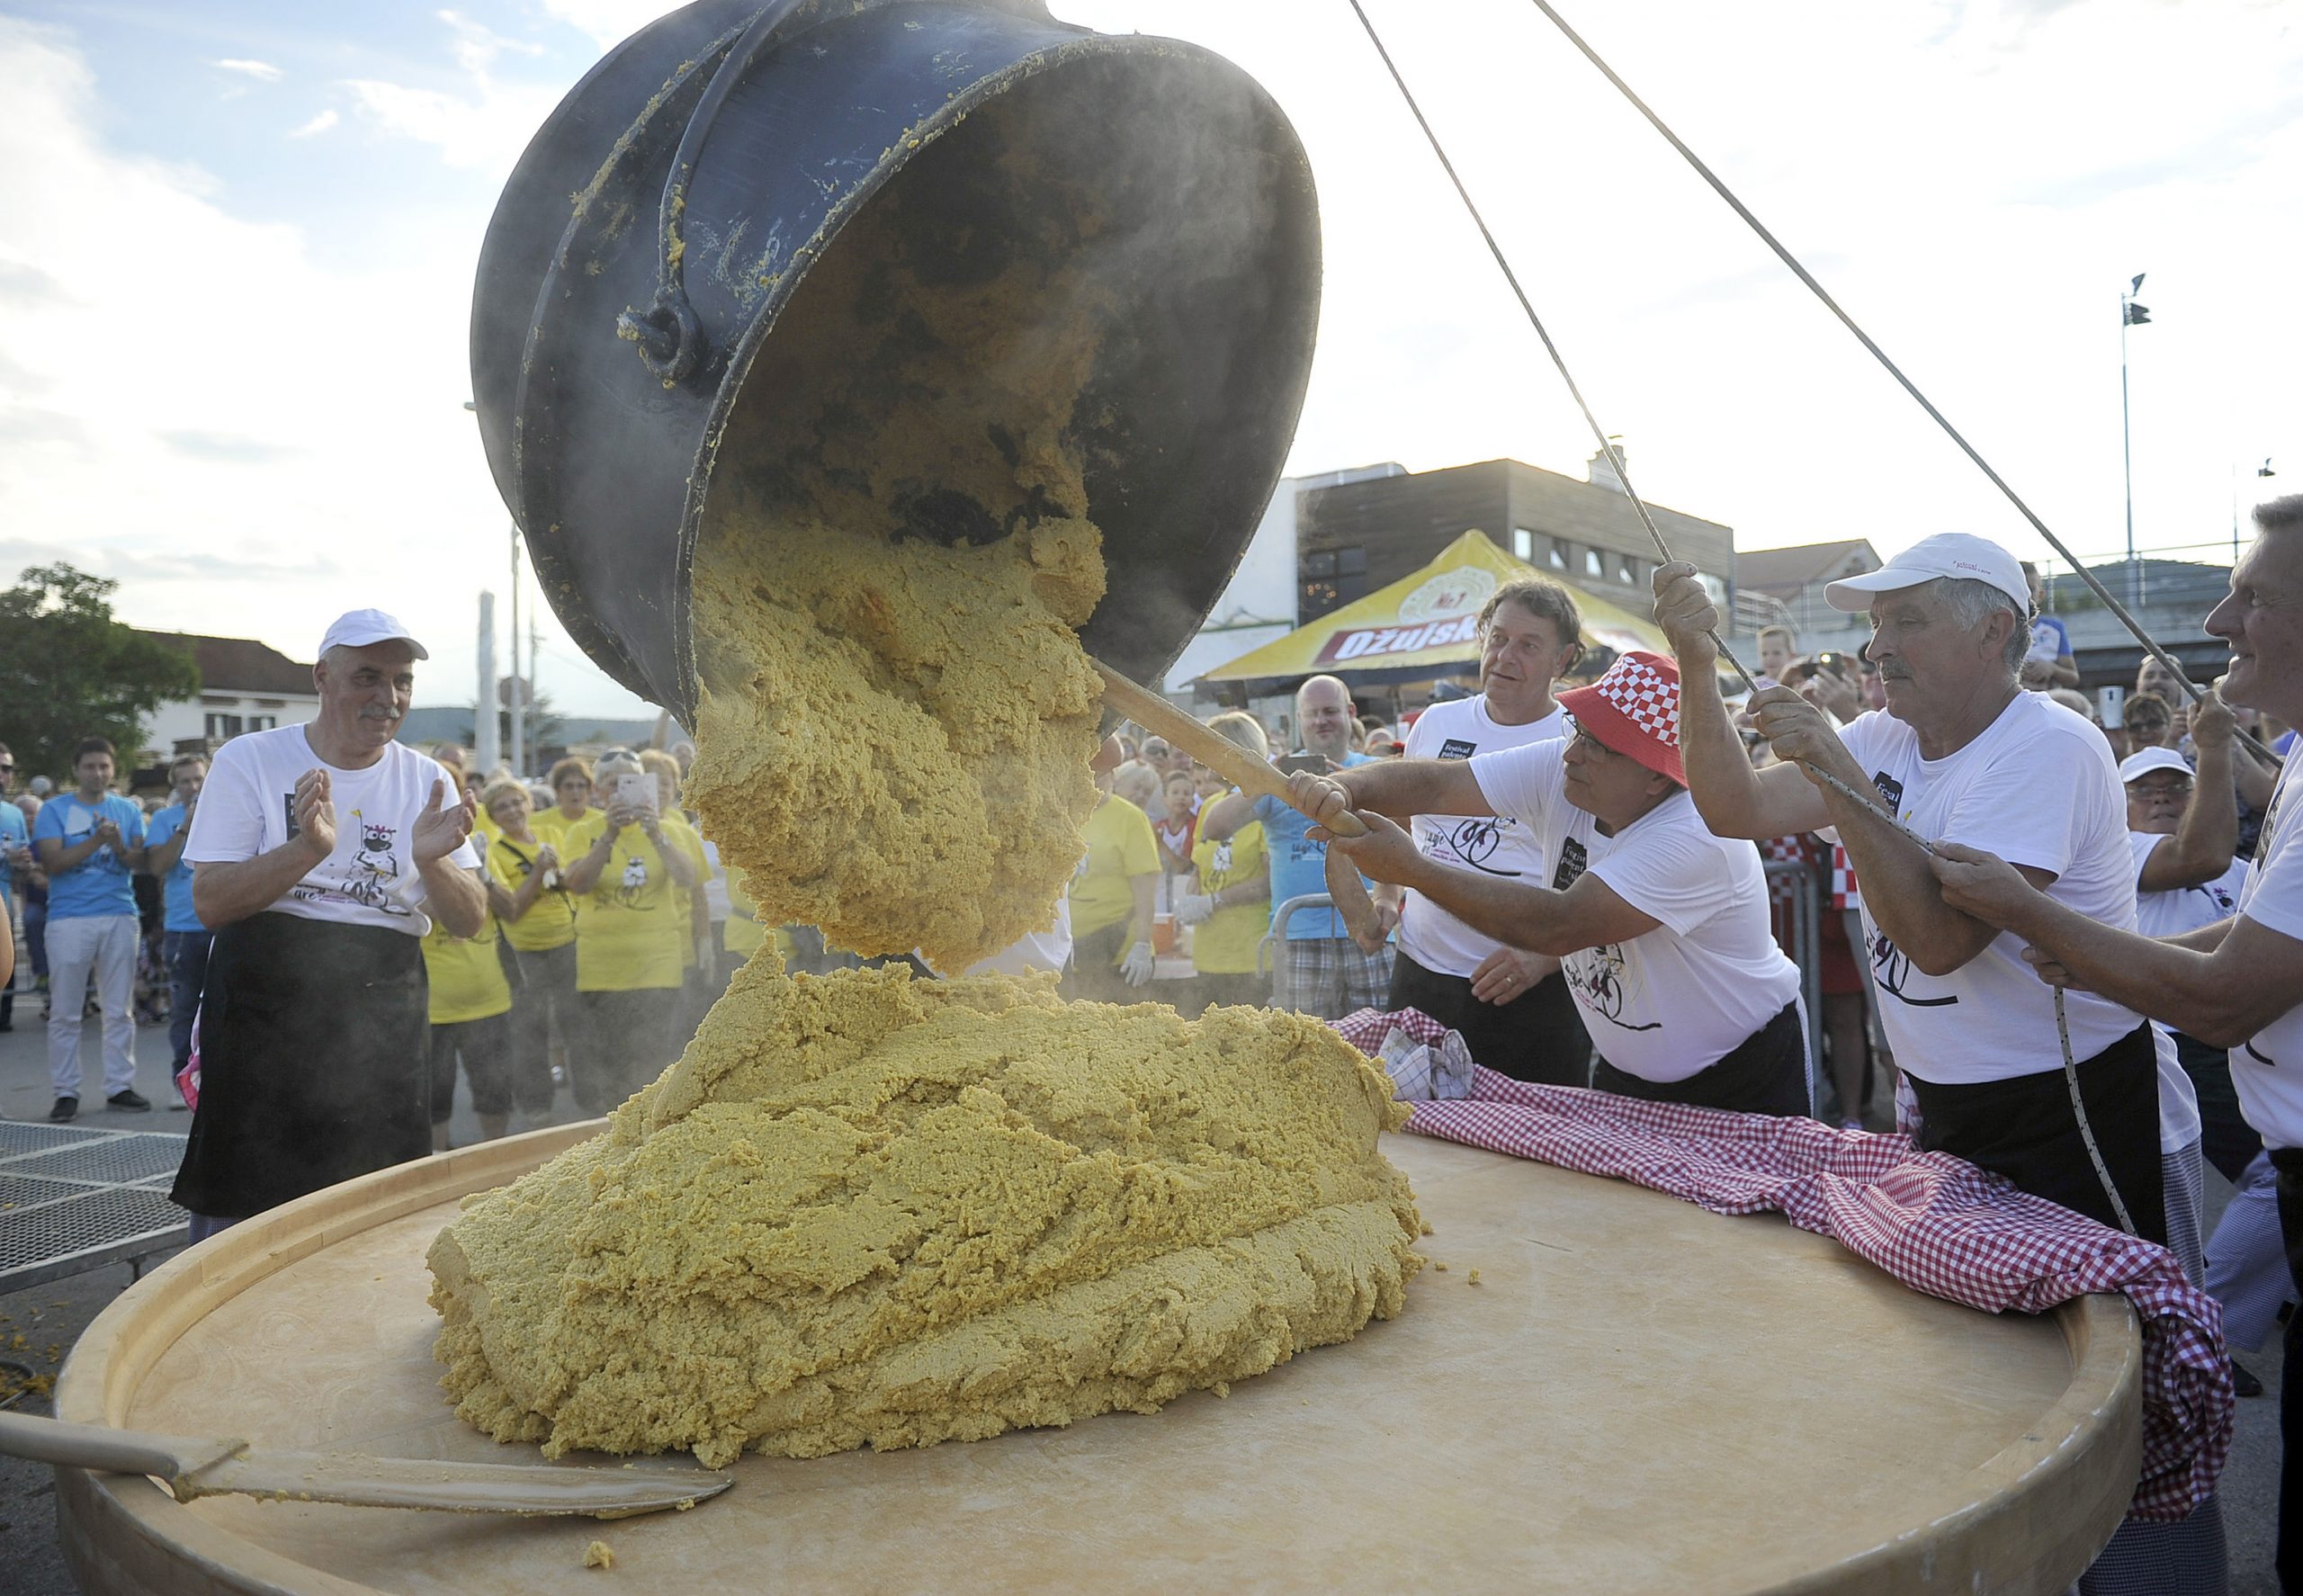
[427,964,1421,1466]
[684,121,1109,973]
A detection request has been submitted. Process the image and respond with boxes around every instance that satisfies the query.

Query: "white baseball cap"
[2119,748,2194,784]
[318,608,429,660]
[1824,533,2031,614]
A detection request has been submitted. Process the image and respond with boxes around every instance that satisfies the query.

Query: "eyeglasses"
[1570,728,1619,760]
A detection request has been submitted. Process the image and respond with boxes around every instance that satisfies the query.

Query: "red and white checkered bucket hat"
[1557,650,1684,785]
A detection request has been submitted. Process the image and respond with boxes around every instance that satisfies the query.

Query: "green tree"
[0,564,201,785]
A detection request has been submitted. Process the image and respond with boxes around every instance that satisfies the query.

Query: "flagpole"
[2119,274,2146,607]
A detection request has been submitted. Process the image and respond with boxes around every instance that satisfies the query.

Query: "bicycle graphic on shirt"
[1425,815,1522,877]
[1565,944,1660,1032]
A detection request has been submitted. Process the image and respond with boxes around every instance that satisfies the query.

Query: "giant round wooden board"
[55,1123,2139,1595]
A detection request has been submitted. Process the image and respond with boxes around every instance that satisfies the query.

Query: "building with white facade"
[139,632,318,763]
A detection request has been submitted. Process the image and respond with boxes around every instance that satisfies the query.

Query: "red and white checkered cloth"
[1398,1065,2232,1521]
[1332,1006,1453,1054]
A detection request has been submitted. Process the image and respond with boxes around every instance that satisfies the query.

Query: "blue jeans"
[165,928,213,1071]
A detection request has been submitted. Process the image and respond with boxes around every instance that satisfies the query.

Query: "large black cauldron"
[470,0,1320,722]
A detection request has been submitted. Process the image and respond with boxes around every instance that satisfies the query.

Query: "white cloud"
[534,1,683,49]
[1053,0,2303,567]
[437,8,543,76]
[211,57,282,82]
[342,11,563,173]
[287,108,338,139]
[0,19,654,722]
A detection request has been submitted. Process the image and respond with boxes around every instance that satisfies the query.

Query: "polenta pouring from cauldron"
[438,0,1423,1470]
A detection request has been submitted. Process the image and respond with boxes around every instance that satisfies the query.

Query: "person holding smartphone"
[560,749,697,1111]
[1198,675,1392,1019]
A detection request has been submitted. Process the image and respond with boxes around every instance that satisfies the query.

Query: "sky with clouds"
[1,0,2297,720]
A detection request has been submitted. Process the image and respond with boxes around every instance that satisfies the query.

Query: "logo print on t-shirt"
[1871,771,1904,812]
[1438,739,1477,760]
[1430,815,1519,877]
[1870,927,1956,1008]
[1551,837,1589,892]
[1564,943,1659,1032]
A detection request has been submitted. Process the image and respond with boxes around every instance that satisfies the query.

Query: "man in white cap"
[1292,650,1809,1116]
[169,610,485,1238]
[1653,535,2166,1241]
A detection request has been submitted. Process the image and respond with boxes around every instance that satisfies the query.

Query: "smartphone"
[1273,753,1332,777]
[614,773,659,816]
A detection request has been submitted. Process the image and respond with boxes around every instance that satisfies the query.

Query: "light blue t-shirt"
[1253,750,1376,942]
[32,793,147,920]
[144,802,204,933]
[0,802,26,909]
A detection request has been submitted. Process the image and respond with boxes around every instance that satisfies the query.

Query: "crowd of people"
[5,504,2301,1592]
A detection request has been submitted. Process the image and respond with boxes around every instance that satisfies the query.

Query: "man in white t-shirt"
[1655,533,2165,1242]
[169,609,484,1239]
[1384,577,1591,1083]
[1926,498,2303,1584]
[1295,651,1808,1116]
[2120,736,2256,1182]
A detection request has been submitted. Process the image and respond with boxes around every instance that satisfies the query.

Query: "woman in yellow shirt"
[639,748,712,1027]
[1062,740,1160,1005]
[560,749,698,1112]
[1178,713,1275,1015]
[480,776,572,1123]
[533,756,595,847]
[422,763,515,1149]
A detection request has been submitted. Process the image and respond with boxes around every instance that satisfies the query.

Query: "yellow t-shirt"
[1188,820,1269,977]
[1069,794,1160,944]
[422,912,513,1025]
[659,813,707,969]
[486,832,577,953]
[533,806,590,847]
[562,811,686,992]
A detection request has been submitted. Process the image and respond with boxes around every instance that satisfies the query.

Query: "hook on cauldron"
[617,0,814,384]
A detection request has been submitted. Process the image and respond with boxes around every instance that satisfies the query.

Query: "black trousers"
[171,912,428,1219]
[1387,949,1591,1087]
[2271,1149,2303,1592]
[1591,1000,1809,1117]
[2173,1029,2261,1184]
[1905,1021,2165,1246]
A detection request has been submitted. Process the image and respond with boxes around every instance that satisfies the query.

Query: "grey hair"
[592,749,644,779]
[1926,576,2032,674]
[2254,494,2303,536]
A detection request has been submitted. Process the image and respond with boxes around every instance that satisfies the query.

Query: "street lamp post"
[2120,273,2149,606]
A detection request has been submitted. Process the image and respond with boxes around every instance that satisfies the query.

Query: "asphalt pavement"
[0,982,2289,1592]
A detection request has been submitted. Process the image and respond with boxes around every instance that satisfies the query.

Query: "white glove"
[1173,893,1216,927]
[1120,940,1157,987]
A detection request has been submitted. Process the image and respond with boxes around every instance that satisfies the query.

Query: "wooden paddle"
[1091,660,1389,952]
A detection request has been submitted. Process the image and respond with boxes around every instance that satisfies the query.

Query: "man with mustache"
[1928,498,2303,1584]
[1658,533,2220,1590]
[1656,535,2166,1234]
[169,610,486,1240]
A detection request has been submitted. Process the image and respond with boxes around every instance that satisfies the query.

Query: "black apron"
[170,911,429,1220]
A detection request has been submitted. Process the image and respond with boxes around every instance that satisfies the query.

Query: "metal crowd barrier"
[1257,893,1338,982]
[1763,856,1827,1108]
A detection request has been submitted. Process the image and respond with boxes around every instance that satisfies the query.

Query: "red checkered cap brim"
[1557,650,1685,785]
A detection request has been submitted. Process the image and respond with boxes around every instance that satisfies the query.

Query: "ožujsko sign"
[1311,566,1496,666]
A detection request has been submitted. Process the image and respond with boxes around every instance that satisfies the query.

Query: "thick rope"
[1516,0,2273,769]
[1345,0,2136,1234]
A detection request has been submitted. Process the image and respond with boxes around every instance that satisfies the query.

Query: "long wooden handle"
[0,1410,237,1484]
[1090,662,1366,838]
[1092,660,1388,948]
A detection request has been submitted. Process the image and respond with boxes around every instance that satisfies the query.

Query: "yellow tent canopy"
[1197,528,1672,684]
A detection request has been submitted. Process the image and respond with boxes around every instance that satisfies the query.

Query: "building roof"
[139,631,316,696]
[1734,539,1879,597]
